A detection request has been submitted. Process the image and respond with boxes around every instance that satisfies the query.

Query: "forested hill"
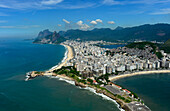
[34,23,170,44]
[59,23,170,42]
[160,39,170,53]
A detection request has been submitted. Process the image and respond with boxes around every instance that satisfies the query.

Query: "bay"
[115,74,170,111]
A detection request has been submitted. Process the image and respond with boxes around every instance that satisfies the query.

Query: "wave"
[47,75,75,85]
[83,87,125,111]
[47,75,124,111]
[49,45,68,71]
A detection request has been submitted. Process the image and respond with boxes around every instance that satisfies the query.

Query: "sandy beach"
[109,70,170,81]
[44,44,74,76]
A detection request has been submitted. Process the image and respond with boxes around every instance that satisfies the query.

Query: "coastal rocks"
[96,88,103,93]
[75,81,87,88]
[25,71,43,81]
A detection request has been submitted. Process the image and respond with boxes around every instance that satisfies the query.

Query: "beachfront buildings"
[63,40,170,78]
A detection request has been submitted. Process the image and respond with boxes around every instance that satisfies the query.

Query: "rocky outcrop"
[37,29,53,39]
[33,30,66,44]
[75,81,87,88]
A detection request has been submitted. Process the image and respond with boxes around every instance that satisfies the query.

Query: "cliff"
[33,30,66,44]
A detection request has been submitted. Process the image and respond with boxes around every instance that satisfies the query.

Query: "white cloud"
[41,0,63,5]
[96,19,103,23]
[102,0,121,5]
[108,21,115,24]
[76,20,83,26]
[0,25,40,29]
[63,19,70,24]
[90,20,97,25]
[76,20,90,30]
[58,2,96,9]
[57,24,62,26]
[0,20,7,23]
[0,4,10,8]
[80,24,90,30]
[0,0,96,10]
[150,8,170,15]
[0,12,8,16]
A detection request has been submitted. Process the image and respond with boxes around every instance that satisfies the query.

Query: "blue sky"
[0,0,170,38]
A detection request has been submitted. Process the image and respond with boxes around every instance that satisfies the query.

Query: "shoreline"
[47,74,126,111]
[35,43,151,111]
[49,45,68,71]
[42,44,151,111]
[109,70,170,81]
[44,44,74,75]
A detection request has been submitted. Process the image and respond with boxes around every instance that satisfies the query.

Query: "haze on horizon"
[0,0,170,38]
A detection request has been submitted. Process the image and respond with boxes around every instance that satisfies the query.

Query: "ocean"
[0,38,120,111]
[115,74,170,111]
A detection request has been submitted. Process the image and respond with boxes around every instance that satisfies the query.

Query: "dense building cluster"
[63,40,170,78]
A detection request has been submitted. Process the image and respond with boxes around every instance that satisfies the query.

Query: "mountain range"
[34,23,170,44]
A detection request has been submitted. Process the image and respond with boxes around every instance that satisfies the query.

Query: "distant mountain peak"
[34,30,65,44]
[114,26,124,30]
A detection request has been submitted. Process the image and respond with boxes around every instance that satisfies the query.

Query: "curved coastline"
[49,45,68,71]
[44,44,74,75]
[42,44,154,111]
[47,75,125,111]
[109,70,170,81]
[44,45,125,111]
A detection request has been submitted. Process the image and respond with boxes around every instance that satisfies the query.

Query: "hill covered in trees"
[34,23,170,44]
[159,39,170,53]
[59,23,170,42]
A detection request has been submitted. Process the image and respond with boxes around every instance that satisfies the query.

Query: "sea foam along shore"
[44,44,74,76]
[109,70,170,81]
[44,44,125,111]
[49,45,68,71]
[46,75,125,111]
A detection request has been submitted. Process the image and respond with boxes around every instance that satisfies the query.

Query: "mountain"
[114,26,124,30]
[34,23,170,44]
[33,30,66,44]
[37,29,53,39]
[160,39,170,53]
[164,39,170,46]
[59,23,170,42]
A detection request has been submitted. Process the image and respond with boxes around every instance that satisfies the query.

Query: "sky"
[0,0,170,38]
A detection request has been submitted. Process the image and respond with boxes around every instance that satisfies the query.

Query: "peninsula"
[27,39,170,111]
[28,25,170,111]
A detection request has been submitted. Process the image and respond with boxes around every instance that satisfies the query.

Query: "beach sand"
[109,70,170,81]
[44,44,74,76]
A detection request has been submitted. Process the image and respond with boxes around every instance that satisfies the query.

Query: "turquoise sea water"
[0,38,120,111]
[115,74,170,111]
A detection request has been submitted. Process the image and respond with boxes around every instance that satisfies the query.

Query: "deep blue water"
[0,38,120,111]
[115,74,170,111]
[101,44,125,49]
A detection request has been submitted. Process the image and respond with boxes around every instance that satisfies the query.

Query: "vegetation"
[159,39,170,53]
[58,24,170,42]
[106,50,115,56]
[126,41,164,59]
[116,95,132,103]
[96,73,110,84]
[53,66,140,104]
[126,42,156,51]
[155,52,163,59]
